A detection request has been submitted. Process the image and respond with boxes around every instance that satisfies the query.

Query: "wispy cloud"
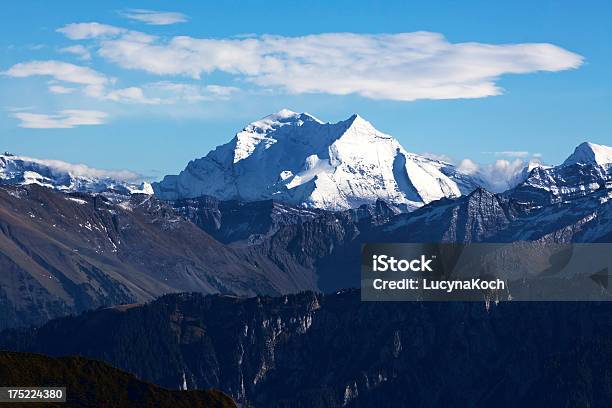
[8,154,139,180]
[11,109,108,128]
[56,23,583,101]
[4,60,107,86]
[143,82,240,102]
[4,106,35,112]
[4,60,109,98]
[57,22,127,40]
[420,152,453,163]
[105,86,163,104]
[105,82,240,104]
[48,84,77,94]
[4,59,234,105]
[491,150,531,158]
[59,45,91,60]
[119,9,188,25]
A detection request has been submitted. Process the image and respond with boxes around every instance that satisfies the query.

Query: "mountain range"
[0,152,153,196]
[4,111,610,214]
[1,111,612,407]
[0,133,610,328]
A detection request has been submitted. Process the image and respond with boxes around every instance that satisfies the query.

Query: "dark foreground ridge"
[0,351,236,408]
[2,291,612,407]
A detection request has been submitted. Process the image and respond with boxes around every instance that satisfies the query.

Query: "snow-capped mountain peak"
[510,141,612,205]
[153,111,481,210]
[244,109,322,133]
[232,109,324,164]
[562,142,612,167]
[342,114,391,139]
[0,153,152,196]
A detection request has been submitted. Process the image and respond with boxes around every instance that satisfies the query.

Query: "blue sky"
[1,0,611,180]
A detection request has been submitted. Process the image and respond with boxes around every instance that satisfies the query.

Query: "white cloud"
[205,84,240,98]
[57,22,126,40]
[421,152,454,163]
[4,106,35,112]
[48,84,77,94]
[104,82,239,104]
[4,60,146,103]
[145,82,201,101]
[119,9,188,25]
[10,154,139,180]
[12,109,108,128]
[458,158,480,175]
[4,60,111,99]
[458,157,546,192]
[56,24,583,101]
[106,86,162,104]
[60,45,91,60]
[480,159,528,191]
[143,82,240,102]
[4,60,108,86]
[493,150,530,158]
[4,59,235,105]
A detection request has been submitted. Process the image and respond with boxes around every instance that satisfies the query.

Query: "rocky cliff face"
[168,184,612,294]
[0,185,322,329]
[3,291,612,407]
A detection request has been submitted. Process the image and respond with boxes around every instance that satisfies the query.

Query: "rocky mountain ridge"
[3,291,612,407]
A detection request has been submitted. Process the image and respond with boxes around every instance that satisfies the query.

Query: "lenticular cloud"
[57,23,583,101]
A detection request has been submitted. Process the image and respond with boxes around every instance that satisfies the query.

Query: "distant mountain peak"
[342,113,384,136]
[510,141,612,205]
[347,113,364,123]
[525,159,546,172]
[247,109,323,131]
[563,142,612,167]
[273,108,298,117]
[468,186,495,197]
[0,153,151,196]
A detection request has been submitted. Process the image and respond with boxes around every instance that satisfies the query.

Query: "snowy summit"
[0,153,152,195]
[562,142,612,167]
[153,109,481,211]
[513,140,612,204]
